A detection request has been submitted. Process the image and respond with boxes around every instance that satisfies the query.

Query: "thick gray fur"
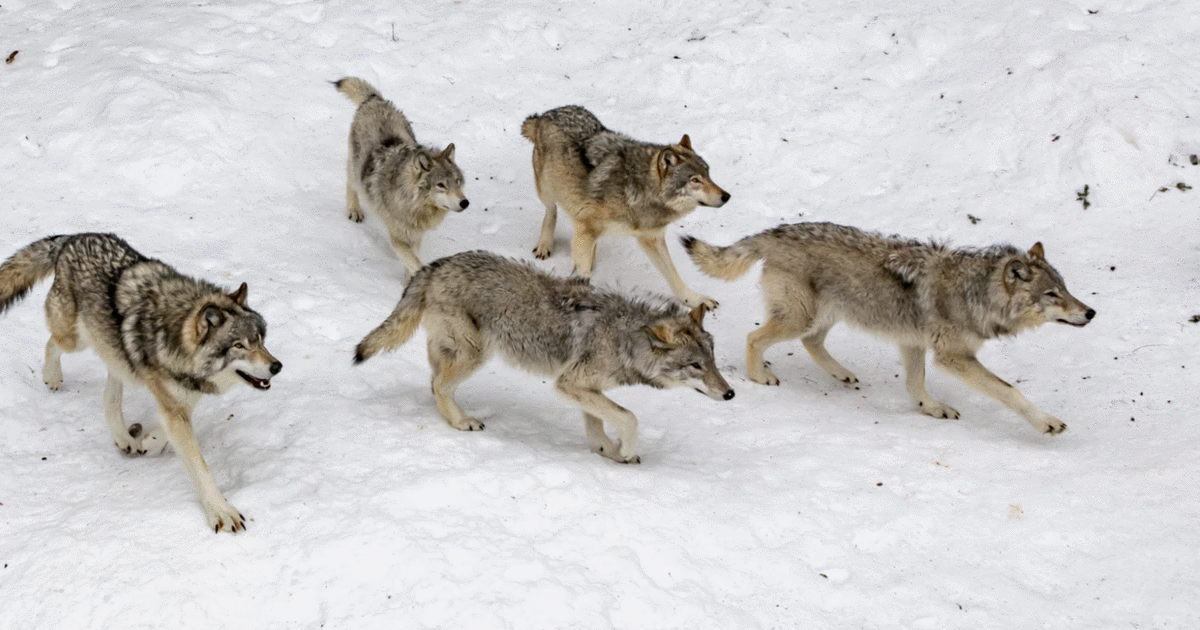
[683,222,1095,435]
[354,250,734,463]
[0,233,282,532]
[335,76,468,276]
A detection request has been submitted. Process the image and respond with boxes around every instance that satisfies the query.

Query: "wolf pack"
[0,78,1097,533]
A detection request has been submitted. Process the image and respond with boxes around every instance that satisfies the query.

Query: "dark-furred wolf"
[336,76,469,276]
[353,250,734,463]
[683,222,1095,435]
[522,105,729,309]
[0,233,282,532]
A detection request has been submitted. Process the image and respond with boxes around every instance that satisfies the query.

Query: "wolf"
[335,76,469,275]
[353,250,734,463]
[521,105,730,309]
[682,222,1095,435]
[0,233,282,532]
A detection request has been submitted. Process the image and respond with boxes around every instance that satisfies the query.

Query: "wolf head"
[657,135,730,209]
[1003,243,1095,329]
[644,304,735,401]
[415,144,469,213]
[189,283,283,394]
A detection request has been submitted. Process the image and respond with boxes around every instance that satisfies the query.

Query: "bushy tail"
[334,76,381,106]
[0,235,66,315]
[520,115,540,143]
[353,265,435,364]
[680,233,765,281]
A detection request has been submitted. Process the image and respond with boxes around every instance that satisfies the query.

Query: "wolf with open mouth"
[0,232,281,533]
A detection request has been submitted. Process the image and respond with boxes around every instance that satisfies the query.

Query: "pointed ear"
[1005,258,1032,283]
[228,282,247,307]
[657,148,679,174]
[195,304,226,341]
[441,143,455,161]
[646,322,681,349]
[679,134,692,150]
[1028,242,1045,260]
[689,303,708,326]
[415,152,432,172]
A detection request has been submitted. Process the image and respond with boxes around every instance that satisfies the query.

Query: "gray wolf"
[522,105,729,309]
[0,233,282,532]
[335,76,469,276]
[682,222,1095,435]
[353,250,734,463]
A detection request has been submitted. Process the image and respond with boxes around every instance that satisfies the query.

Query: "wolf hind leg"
[801,323,859,387]
[532,194,558,260]
[346,180,364,223]
[42,285,81,391]
[900,345,959,419]
[427,318,487,431]
[42,338,64,391]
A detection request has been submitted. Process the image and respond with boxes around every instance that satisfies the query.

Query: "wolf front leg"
[145,379,246,532]
[103,372,146,456]
[933,351,1066,434]
[900,345,959,419]
[555,380,640,464]
[637,233,717,309]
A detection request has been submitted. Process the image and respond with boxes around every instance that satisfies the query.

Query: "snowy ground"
[2,0,1198,628]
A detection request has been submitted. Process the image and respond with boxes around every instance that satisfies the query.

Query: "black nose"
[1085,309,1096,320]
[720,192,731,203]
[269,361,282,375]
[723,389,735,401]
[459,199,469,209]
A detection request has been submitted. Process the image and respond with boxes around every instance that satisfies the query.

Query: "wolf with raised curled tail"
[336,76,469,276]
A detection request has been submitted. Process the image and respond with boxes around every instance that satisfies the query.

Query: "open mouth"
[237,370,272,390]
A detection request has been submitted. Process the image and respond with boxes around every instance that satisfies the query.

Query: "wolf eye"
[1044,291,1060,299]
[690,176,702,184]
[436,182,446,189]
[233,341,247,350]
[690,362,703,370]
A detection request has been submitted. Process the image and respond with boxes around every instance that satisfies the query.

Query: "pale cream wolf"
[522,105,729,309]
[0,233,282,532]
[335,76,469,275]
[353,250,734,463]
[683,222,1095,435]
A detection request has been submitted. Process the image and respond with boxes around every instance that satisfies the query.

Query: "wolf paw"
[1033,415,1067,435]
[595,441,640,464]
[749,366,780,386]
[533,243,552,260]
[204,501,246,534]
[347,208,364,223]
[114,425,146,457]
[450,416,485,431]
[918,401,960,420]
[43,366,63,391]
[679,291,718,310]
[137,426,169,456]
[834,372,860,387]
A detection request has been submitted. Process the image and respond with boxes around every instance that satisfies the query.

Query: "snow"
[2,0,1198,628]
